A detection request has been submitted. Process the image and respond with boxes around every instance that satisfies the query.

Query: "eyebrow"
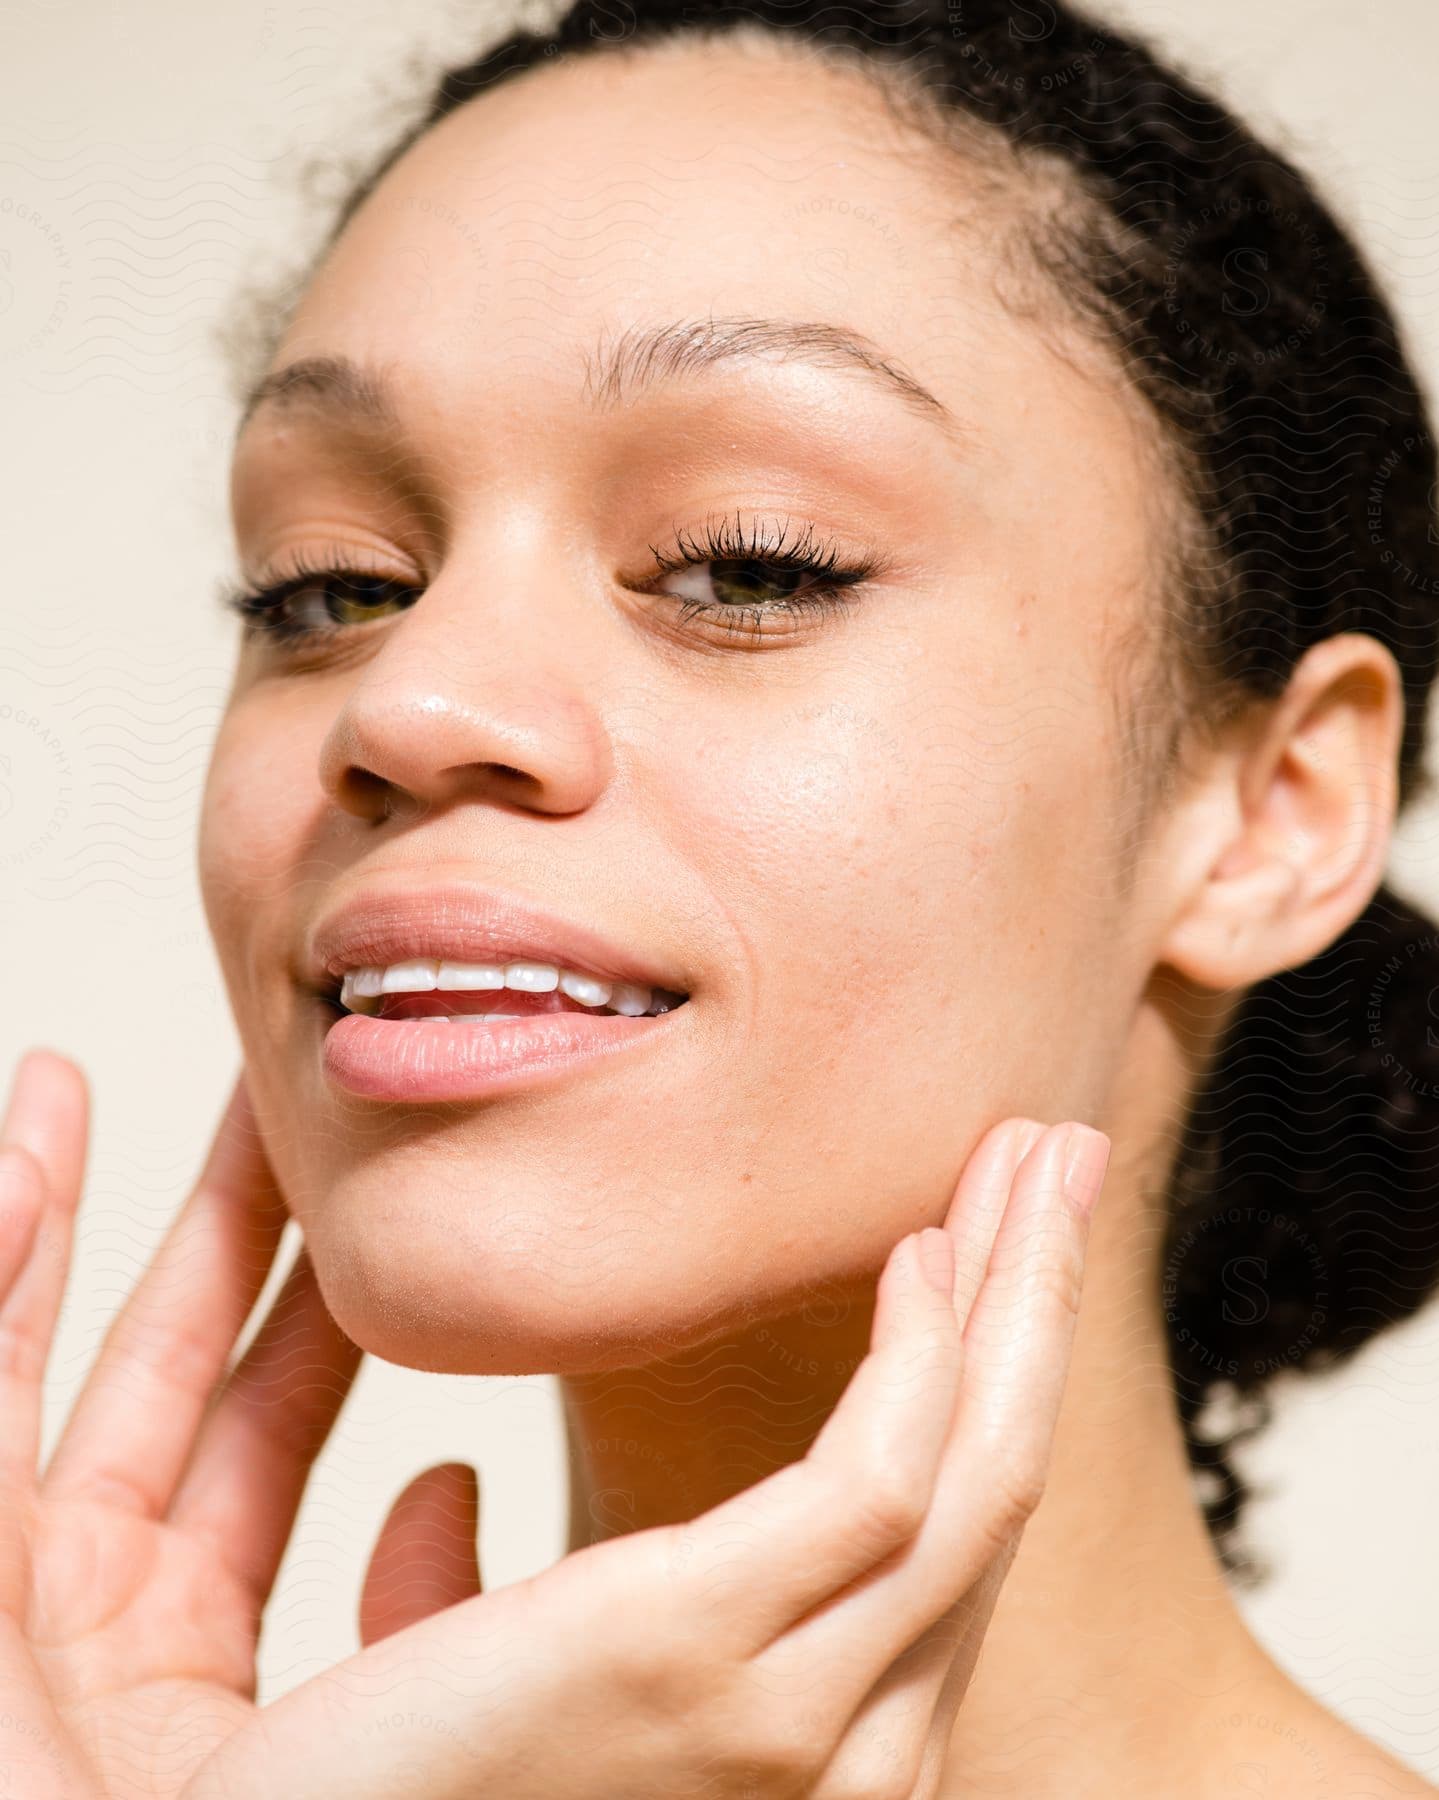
[235,315,968,447]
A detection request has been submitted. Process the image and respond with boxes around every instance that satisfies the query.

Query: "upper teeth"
[338,960,678,1017]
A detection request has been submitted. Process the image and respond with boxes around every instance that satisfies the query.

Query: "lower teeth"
[340,998,687,1021]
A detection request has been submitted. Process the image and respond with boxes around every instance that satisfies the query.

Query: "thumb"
[359,1460,482,1648]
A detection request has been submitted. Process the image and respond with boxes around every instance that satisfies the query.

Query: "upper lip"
[305,880,691,997]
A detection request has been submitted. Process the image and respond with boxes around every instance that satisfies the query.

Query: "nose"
[316,551,613,825]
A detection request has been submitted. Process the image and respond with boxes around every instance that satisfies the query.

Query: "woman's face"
[200,37,1167,1373]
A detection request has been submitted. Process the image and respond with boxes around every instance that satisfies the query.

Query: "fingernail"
[915,1226,955,1294]
[1062,1125,1110,1213]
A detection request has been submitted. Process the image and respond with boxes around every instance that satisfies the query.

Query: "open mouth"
[329,959,690,1023]
[317,959,690,1102]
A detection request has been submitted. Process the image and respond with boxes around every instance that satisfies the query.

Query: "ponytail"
[1164,881,1439,1574]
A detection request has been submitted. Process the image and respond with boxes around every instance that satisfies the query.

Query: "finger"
[808,1549,1009,1800]
[946,1120,1109,1483]
[0,1148,49,1520]
[802,1587,985,1800]
[914,1574,1004,1800]
[0,1149,46,1295]
[360,1462,482,1648]
[0,1050,88,1208]
[0,1050,89,1478]
[942,1117,1047,1328]
[177,1573,543,1800]
[41,1074,290,1517]
[671,1117,1047,1657]
[774,1122,1109,1677]
[664,1224,969,1660]
[167,1242,362,1606]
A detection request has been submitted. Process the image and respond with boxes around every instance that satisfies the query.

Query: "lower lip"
[320,1006,683,1102]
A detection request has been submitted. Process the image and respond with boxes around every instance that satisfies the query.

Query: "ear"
[1159,632,1405,988]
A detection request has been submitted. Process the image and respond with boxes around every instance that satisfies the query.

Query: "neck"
[558,1130,1301,1795]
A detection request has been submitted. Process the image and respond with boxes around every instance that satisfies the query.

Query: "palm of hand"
[0,1054,362,1800]
[21,1492,259,1797]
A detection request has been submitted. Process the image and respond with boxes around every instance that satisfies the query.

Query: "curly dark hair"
[227,0,1439,1578]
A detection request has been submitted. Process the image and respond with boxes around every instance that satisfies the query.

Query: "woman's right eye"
[223,567,423,646]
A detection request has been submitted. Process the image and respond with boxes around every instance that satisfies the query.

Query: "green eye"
[293,574,414,629]
[225,567,422,645]
[643,513,881,643]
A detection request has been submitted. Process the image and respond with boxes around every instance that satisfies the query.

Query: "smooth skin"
[11,25,1438,1800]
[2,1050,1103,1798]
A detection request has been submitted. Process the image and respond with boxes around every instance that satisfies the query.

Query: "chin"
[298,1160,773,1376]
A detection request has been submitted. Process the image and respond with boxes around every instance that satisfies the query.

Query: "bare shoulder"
[1187,1671,1437,1798]
[1328,1730,1439,1798]
[1275,1689,1437,1797]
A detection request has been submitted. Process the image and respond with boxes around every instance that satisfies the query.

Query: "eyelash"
[219,514,880,651]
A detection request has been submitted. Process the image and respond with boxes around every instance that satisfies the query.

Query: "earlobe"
[1163,851,1305,987]
[1157,632,1404,993]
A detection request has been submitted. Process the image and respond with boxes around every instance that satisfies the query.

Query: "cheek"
[198,694,331,1074]
[683,703,911,935]
[686,689,1019,1003]
[199,698,318,916]
[673,681,1116,1212]
[671,702,1002,1184]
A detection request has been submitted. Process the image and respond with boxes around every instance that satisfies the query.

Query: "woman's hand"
[0,1049,362,1799]
[185,1112,1110,1800]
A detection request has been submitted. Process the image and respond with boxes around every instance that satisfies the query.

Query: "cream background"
[3,0,1437,1775]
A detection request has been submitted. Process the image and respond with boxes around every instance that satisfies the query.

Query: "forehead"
[265,36,1135,449]
[297,37,955,336]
